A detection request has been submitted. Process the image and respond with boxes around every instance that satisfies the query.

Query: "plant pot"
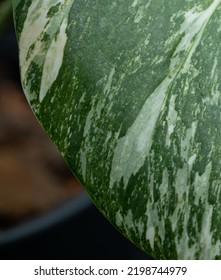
[0,192,151,259]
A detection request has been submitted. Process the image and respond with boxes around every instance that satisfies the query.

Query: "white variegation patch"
[110,76,170,188]
[19,0,73,102]
[110,0,220,190]
[166,94,178,147]
[39,18,68,102]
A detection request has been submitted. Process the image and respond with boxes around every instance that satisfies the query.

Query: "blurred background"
[0,0,152,260]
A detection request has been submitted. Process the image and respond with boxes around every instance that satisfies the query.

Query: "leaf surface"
[13,0,221,259]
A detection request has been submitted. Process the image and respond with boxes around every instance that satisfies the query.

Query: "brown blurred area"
[0,25,83,230]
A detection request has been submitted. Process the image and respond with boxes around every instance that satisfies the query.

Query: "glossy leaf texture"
[13,0,221,259]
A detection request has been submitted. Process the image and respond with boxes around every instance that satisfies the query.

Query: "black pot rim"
[0,192,92,246]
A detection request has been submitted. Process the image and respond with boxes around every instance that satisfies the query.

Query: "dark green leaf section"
[12,0,31,39]
[13,0,221,259]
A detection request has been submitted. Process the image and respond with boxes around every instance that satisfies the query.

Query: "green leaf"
[12,0,221,259]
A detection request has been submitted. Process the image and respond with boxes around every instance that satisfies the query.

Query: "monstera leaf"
[12,0,221,259]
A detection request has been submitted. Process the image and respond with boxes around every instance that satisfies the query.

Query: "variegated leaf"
[13,0,221,259]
